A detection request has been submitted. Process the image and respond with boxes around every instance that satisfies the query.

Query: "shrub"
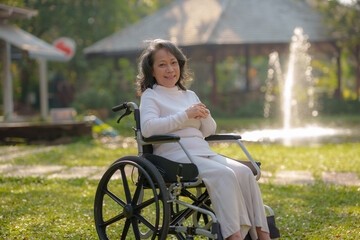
[72,87,113,113]
[318,96,360,115]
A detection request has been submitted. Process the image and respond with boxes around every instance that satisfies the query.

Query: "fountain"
[241,28,352,146]
[264,27,317,128]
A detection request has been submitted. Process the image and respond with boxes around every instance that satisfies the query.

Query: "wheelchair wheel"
[170,187,222,240]
[94,156,170,240]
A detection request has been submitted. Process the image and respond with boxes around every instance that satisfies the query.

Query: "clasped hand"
[185,103,210,120]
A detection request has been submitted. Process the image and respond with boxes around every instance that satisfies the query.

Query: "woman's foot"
[256,227,271,240]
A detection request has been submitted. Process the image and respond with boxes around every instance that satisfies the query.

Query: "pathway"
[0,146,54,162]
[1,145,359,186]
[0,163,359,186]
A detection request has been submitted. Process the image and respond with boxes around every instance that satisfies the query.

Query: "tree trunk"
[20,56,31,104]
[353,45,360,100]
[245,44,250,91]
[334,44,342,99]
[211,53,217,106]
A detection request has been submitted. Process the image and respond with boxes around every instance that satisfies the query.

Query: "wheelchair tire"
[94,156,170,240]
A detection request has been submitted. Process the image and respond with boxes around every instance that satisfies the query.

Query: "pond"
[238,125,360,146]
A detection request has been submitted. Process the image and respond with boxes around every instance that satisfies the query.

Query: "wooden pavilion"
[0,4,91,144]
[0,4,67,121]
[84,0,338,105]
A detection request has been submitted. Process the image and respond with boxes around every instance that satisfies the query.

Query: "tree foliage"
[3,0,359,118]
[312,0,360,99]
[3,0,174,113]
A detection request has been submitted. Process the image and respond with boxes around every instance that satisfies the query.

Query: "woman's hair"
[136,39,192,95]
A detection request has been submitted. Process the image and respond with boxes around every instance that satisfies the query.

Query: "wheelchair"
[94,102,280,240]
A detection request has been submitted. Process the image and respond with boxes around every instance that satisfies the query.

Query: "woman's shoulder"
[142,86,197,97]
[185,89,197,95]
[142,88,157,97]
[183,89,199,99]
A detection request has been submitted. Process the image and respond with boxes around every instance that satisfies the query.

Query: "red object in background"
[53,37,76,60]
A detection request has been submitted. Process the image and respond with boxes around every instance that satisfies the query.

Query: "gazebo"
[0,4,67,121]
[84,0,336,104]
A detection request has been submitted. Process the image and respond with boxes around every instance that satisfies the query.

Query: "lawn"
[1,176,359,239]
[3,140,360,176]
[1,115,360,239]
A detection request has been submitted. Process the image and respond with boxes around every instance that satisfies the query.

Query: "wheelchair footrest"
[211,222,224,240]
[267,215,280,239]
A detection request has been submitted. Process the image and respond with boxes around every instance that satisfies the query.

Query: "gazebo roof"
[0,4,66,61]
[84,0,332,58]
[0,23,67,61]
[0,3,38,20]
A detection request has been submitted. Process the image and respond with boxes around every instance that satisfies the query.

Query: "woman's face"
[152,48,180,88]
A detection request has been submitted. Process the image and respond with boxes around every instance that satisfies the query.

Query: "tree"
[312,0,360,100]
[3,0,174,112]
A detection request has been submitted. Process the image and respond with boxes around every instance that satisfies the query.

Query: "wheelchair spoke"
[132,218,141,239]
[131,174,145,205]
[100,212,125,227]
[121,219,131,240]
[135,213,155,231]
[171,207,195,226]
[120,167,132,203]
[134,197,156,211]
[104,188,126,207]
[175,233,186,240]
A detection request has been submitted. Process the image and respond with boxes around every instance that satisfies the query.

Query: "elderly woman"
[137,39,270,240]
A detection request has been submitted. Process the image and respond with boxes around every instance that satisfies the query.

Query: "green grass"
[0,177,97,239]
[212,142,360,176]
[1,113,360,239]
[2,140,137,167]
[261,184,360,239]
[1,177,359,239]
[3,141,360,177]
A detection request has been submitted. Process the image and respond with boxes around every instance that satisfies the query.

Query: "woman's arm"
[199,114,216,137]
[140,92,188,137]
[192,93,217,137]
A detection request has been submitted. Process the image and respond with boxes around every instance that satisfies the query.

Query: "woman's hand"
[185,103,210,119]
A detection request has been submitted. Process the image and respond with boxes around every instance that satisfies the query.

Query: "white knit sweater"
[140,84,217,162]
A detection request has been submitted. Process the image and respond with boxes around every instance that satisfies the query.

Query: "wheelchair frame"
[94,102,279,240]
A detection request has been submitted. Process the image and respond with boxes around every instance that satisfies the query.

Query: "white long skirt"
[180,154,270,239]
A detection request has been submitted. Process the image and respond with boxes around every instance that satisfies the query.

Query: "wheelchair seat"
[143,153,199,183]
[142,142,199,183]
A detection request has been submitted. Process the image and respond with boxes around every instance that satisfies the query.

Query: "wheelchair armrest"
[143,134,180,143]
[205,134,242,141]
